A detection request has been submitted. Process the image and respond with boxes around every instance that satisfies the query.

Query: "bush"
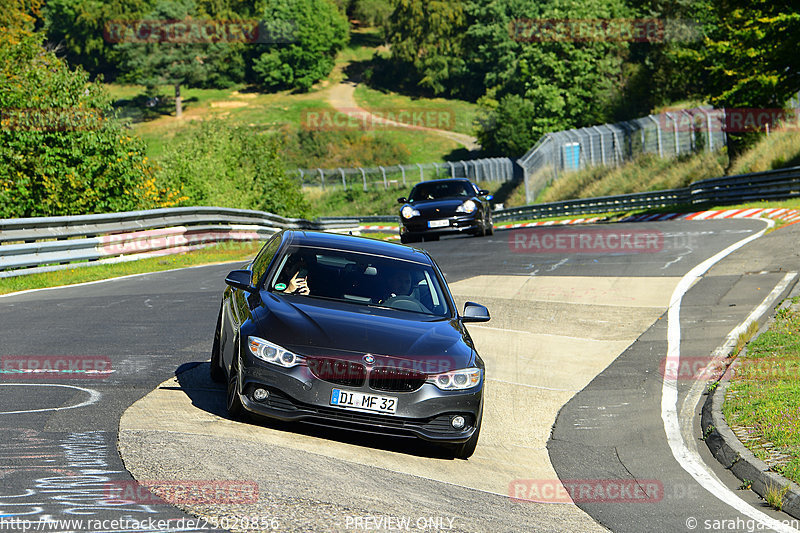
[252,0,349,91]
[475,95,541,157]
[0,33,178,218]
[155,119,309,218]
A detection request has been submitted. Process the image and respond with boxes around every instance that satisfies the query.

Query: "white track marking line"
[661,218,799,532]
[0,384,101,414]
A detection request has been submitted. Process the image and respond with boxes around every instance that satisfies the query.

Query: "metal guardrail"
[2,166,799,278]
[493,165,800,222]
[0,207,360,278]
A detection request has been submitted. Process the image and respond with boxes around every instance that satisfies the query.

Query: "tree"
[0,34,179,217]
[677,0,799,156]
[384,0,468,95]
[156,120,309,217]
[0,0,44,38]
[251,0,349,92]
[116,0,245,117]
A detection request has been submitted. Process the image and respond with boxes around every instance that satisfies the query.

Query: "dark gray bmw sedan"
[211,230,490,459]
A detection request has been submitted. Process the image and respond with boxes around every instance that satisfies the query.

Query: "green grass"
[0,241,264,296]
[354,84,480,137]
[723,298,800,484]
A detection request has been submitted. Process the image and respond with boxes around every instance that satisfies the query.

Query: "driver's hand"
[288,272,310,295]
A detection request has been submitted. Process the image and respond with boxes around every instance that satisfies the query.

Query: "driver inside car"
[383,269,412,300]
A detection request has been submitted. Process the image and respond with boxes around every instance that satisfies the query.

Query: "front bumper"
[238,356,482,443]
[400,214,483,238]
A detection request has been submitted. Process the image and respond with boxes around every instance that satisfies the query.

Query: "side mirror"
[397,197,408,204]
[479,189,490,195]
[225,269,256,293]
[461,302,490,323]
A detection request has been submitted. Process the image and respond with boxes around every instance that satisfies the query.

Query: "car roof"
[411,178,473,186]
[284,230,433,263]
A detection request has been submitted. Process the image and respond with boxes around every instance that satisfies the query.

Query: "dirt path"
[325,77,482,151]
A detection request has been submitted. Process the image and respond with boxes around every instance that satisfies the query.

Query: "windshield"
[408,181,475,202]
[269,246,452,317]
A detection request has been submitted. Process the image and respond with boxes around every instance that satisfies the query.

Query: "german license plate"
[428,219,449,228]
[330,389,397,414]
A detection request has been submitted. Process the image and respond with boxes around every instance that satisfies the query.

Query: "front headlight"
[401,205,420,219]
[428,367,482,390]
[248,337,304,368]
[456,200,477,214]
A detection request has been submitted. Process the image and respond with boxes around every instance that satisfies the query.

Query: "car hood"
[255,294,475,371]
[408,198,472,216]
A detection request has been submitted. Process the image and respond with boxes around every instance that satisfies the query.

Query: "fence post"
[461,160,468,179]
[380,166,387,189]
[647,115,663,158]
[318,168,325,190]
[417,163,424,181]
[448,162,455,178]
[666,112,679,155]
[433,163,439,178]
[401,165,406,186]
[339,168,346,190]
[683,110,695,153]
[360,167,367,191]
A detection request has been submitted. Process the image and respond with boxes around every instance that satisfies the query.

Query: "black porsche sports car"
[211,230,490,459]
[397,178,494,243]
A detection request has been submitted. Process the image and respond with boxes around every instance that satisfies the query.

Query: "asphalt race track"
[2,219,800,533]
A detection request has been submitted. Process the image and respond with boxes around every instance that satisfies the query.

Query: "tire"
[226,344,244,419]
[452,410,482,460]
[486,217,494,236]
[400,234,412,244]
[210,307,225,383]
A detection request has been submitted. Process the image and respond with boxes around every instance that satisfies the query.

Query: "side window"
[251,235,281,288]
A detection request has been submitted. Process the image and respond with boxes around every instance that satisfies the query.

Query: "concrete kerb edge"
[701,284,800,519]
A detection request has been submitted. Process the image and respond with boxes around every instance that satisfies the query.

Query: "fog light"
[451,415,466,430]
[253,388,269,401]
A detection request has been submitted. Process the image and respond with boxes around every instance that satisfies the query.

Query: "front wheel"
[226,346,244,419]
[210,307,225,383]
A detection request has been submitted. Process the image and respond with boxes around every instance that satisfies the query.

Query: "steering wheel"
[383,295,428,313]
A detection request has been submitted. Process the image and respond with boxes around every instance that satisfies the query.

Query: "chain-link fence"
[289,157,515,191]
[517,107,727,203]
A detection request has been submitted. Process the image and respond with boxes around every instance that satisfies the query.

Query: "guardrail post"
[380,166,387,189]
[433,163,440,178]
[318,168,325,190]
[417,163,424,181]
[448,162,455,178]
[339,168,346,190]
[360,167,367,191]
[400,165,406,186]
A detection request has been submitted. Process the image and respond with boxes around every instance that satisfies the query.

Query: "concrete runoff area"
[118,274,680,531]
